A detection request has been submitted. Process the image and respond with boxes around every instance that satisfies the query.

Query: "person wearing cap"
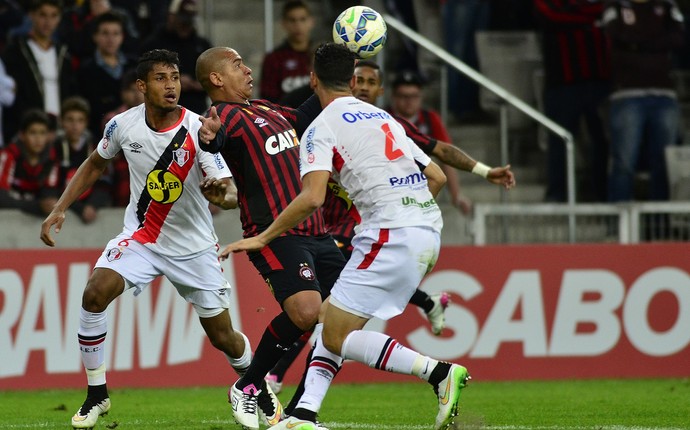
[140,0,211,114]
[389,71,473,214]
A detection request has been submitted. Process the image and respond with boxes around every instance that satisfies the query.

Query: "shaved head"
[196,47,234,93]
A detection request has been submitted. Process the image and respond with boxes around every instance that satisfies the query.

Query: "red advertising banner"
[1,243,689,390]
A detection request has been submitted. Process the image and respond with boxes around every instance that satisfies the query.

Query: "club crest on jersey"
[298,262,315,281]
[173,147,189,167]
[265,129,299,155]
[106,247,123,262]
[146,169,183,204]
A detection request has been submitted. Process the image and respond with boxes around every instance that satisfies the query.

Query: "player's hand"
[200,177,227,206]
[487,164,516,190]
[199,106,221,145]
[453,194,473,215]
[40,209,66,247]
[219,237,267,259]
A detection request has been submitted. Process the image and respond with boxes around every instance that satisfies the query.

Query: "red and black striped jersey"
[0,142,59,199]
[321,114,437,241]
[214,99,327,238]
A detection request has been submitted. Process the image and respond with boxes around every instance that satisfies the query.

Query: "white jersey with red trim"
[97,104,231,257]
[300,96,442,234]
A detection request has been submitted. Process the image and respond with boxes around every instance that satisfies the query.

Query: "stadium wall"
[1,210,689,390]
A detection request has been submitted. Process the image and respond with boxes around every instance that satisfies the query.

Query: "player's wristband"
[471,162,491,178]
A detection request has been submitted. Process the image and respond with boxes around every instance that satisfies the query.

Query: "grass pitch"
[1,378,689,429]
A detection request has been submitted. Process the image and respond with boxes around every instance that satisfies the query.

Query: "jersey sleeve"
[96,116,123,159]
[407,137,432,168]
[394,114,438,154]
[198,150,232,179]
[299,121,335,178]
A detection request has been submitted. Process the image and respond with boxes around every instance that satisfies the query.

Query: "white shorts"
[330,226,440,321]
[95,233,231,316]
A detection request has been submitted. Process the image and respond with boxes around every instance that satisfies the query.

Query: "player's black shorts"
[332,234,354,260]
[248,234,346,305]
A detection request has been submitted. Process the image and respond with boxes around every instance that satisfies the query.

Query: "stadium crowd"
[0,0,688,219]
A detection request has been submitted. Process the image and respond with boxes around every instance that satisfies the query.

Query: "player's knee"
[81,270,123,313]
[288,308,319,331]
[322,334,343,356]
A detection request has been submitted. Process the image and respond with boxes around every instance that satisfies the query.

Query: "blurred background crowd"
[0,0,687,230]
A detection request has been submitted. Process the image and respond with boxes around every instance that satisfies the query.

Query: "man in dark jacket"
[2,0,76,143]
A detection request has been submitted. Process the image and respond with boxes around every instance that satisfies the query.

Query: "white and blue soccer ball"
[332,6,387,59]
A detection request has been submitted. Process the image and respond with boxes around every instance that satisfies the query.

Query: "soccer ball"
[332,6,387,59]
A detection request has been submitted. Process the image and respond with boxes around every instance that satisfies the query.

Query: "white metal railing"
[473,202,690,245]
[381,15,579,241]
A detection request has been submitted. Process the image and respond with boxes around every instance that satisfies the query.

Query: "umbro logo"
[254,117,268,128]
[129,142,142,153]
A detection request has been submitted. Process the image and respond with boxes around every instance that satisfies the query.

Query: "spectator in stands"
[54,96,111,223]
[77,11,135,138]
[57,0,139,66]
[0,0,24,51]
[534,0,611,202]
[2,0,76,143]
[260,0,315,103]
[383,0,423,77]
[0,58,15,148]
[115,0,171,39]
[442,0,490,123]
[140,0,210,114]
[101,69,141,207]
[389,71,472,213]
[0,109,59,216]
[603,0,685,203]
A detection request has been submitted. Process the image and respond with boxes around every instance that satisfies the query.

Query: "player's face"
[141,63,181,112]
[392,83,422,118]
[61,110,87,142]
[20,123,50,156]
[29,4,61,40]
[353,66,383,104]
[217,49,253,101]
[283,7,313,44]
[93,21,124,57]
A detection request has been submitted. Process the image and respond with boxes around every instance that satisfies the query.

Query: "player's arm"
[267,94,322,138]
[423,160,446,199]
[198,106,227,153]
[432,140,516,189]
[200,177,238,209]
[40,150,111,246]
[219,170,331,257]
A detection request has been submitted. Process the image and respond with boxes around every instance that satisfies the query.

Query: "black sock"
[409,289,434,313]
[270,331,311,381]
[285,343,315,415]
[291,407,317,423]
[237,311,305,391]
[87,383,108,400]
[428,362,452,393]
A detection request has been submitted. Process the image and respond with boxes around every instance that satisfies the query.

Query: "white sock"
[341,330,419,374]
[411,355,439,382]
[226,331,252,376]
[78,307,107,385]
[296,329,342,413]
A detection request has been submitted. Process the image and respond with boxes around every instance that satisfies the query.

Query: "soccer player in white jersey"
[220,43,513,430]
[40,49,281,429]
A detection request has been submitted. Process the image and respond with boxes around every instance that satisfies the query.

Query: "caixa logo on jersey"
[265,129,299,156]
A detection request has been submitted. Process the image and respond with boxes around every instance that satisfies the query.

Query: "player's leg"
[409,288,451,335]
[283,235,347,418]
[231,236,324,429]
[266,330,312,395]
[73,236,159,429]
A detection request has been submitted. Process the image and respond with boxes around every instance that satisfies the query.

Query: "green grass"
[1,379,689,429]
